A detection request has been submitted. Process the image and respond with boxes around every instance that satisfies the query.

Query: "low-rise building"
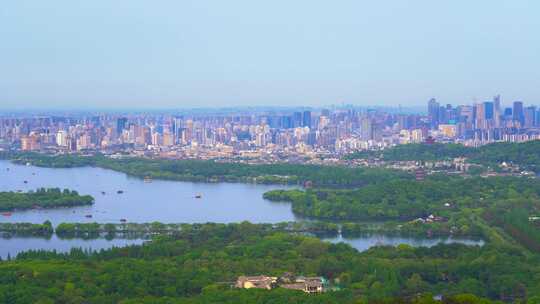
[235,276,277,290]
[281,277,325,293]
[236,274,325,293]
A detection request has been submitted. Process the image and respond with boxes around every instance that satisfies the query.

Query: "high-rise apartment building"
[428,98,440,128]
[116,118,127,136]
[302,111,311,128]
[513,101,524,126]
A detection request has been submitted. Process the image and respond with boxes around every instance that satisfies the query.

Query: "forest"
[0,188,94,211]
[1,146,540,303]
[2,152,409,187]
[263,175,540,219]
[1,222,538,303]
[264,175,540,252]
[344,140,540,172]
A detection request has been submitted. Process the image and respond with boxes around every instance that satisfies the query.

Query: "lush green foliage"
[264,175,540,220]
[111,290,502,304]
[0,221,53,236]
[470,141,540,172]
[6,152,409,187]
[340,221,483,239]
[0,188,94,211]
[1,222,538,303]
[53,221,339,239]
[345,143,474,161]
[483,199,540,253]
[344,140,540,172]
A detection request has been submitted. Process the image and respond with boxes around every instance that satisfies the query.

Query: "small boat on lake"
[101,191,106,195]
[143,176,153,183]
[195,193,202,199]
[2,212,12,217]
[23,180,28,184]
[117,190,124,194]
[120,218,127,223]
[85,214,93,218]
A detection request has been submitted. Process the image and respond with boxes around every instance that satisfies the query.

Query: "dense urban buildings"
[1,96,540,161]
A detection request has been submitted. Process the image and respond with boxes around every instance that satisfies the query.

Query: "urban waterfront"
[0,160,484,257]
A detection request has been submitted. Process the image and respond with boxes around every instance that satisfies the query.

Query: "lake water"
[0,235,145,260]
[324,234,484,252]
[0,160,484,257]
[0,160,298,224]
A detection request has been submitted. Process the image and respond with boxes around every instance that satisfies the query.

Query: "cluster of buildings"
[235,274,326,293]
[1,97,539,162]
[427,96,540,144]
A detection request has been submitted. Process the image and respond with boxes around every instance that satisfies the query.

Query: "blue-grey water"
[324,234,484,252]
[0,160,298,224]
[0,235,145,260]
[0,160,483,258]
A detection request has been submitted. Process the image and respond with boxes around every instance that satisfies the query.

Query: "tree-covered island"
[0,188,94,211]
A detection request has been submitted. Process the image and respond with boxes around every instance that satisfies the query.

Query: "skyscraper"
[493,95,501,127]
[513,101,524,126]
[428,98,440,128]
[475,103,485,129]
[116,117,127,136]
[302,111,311,128]
[292,112,302,128]
[483,102,494,120]
[524,106,537,128]
[360,117,373,140]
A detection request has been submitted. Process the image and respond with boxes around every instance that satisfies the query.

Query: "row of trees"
[2,221,340,239]
[0,221,53,236]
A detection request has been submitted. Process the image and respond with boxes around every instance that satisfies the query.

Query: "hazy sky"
[1,0,540,109]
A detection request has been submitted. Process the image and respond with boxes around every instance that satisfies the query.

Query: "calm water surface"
[0,160,298,224]
[324,234,484,252]
[0,236,144,259]
[0,160,483,257]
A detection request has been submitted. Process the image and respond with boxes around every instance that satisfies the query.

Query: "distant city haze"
[1,0,540,109]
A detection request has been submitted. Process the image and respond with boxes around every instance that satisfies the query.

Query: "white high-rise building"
[56,130,69,147]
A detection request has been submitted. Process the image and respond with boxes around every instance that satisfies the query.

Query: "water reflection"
[0,235,145,259]
[324,233,484,252]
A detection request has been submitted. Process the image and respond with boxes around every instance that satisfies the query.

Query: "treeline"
[340,221,484,239]
[344,143,474,161]
[0,219,485,243]
[264,175,540,221]
[2,222,538,303]
[2,221,340,239]
[344,140,540,172]
[0,221,53,237]
[7,152,410,187]
[0,188,94,211]
[110,289,502,304]
[470,141,540,172]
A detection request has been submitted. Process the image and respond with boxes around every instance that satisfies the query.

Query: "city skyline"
[4,97,539,163]
[2,0,540,109]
